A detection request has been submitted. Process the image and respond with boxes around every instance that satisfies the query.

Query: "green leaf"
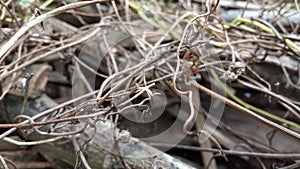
[17,0,36,8]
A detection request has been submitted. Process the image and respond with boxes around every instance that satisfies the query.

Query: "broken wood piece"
[0,94,196,169]
[4,64,52,99]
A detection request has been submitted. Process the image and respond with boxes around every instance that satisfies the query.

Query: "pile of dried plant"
[0,0,300,169]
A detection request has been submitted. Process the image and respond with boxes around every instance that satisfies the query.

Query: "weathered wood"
[0,94,196,169]
[2,64,51,99]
